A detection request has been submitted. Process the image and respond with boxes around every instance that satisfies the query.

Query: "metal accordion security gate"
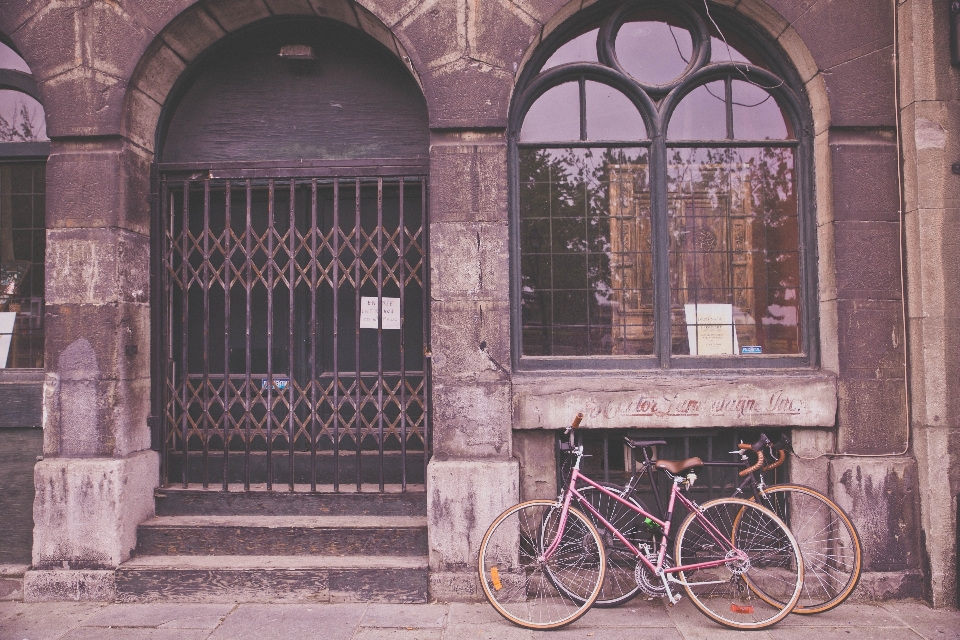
[158,173,430,492]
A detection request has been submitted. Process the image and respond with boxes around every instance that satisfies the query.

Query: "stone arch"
[512,0,838,375]
[121,0,432,157]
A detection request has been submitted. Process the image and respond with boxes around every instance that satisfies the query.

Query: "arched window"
[0,37,47,369]
[511,1,813,369]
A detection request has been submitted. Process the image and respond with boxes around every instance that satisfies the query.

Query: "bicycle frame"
[541,455,747,602]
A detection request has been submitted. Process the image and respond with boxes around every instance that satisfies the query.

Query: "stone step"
[134,515,428,556]
[116,555,429,604]
[154,487,427,517]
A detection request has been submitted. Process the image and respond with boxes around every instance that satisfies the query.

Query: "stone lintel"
[512,372,838,429]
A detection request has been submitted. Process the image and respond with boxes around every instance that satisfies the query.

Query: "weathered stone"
[203,0,271,33]
[513,372,839,430]
[429,138,508,223]
[820,297,840,374]
[32,451,159,570]
[38,67,127,138]
[513,429,556,502]
[399,0,462,70]
[356,0,423,28]
[737,0,789,39]
[789,0,893,71]
[822,46,896,127]
[355,3,402,58]
[263,0,314,16]
[836,378,908,454]
[121,86,163,154]
[46,143,151,234]
[45,229,150,307]
[131,39,187,107]
[82,1,152,81]
[160,7,226,63]
[23,569,116,602]
[427,59,513,127]
[307,0,361,28]
[831,457,920,572]
[829,131,899,221]
[833,221,903,300]
[852,570,925,601]
[430,299,510,381]
[426,457,518,573]
[472,0,538,70]
[430,221,509,302]
[837,299,906,379]
[431,381,512,458]
[914,424,960,607]
[8,3,81,81]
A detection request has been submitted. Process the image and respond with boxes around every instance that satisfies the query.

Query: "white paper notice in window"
[360,296,401,330]
[684,303,738,356]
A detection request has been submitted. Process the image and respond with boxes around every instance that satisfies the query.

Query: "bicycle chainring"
[635,552,672,597]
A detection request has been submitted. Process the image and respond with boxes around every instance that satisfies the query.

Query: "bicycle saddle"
[655,457,703,474]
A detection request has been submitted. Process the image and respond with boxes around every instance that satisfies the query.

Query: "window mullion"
[650,132,671,368]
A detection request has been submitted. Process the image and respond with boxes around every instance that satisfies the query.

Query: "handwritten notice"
[360,296,402,330]
[360,297,379,329]
[685,303,738,356]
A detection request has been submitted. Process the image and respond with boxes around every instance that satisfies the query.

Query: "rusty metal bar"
[180,180,190,488]
[223,181,231,491]
[244,179,253,491]
[398,178,407,490]
[309,179,318,491]
[202,179,211,489]
[267,179,275,491]
[354,178,362,491]
[421,177,431,486]
[288,179,296,492]
[377,178,385,491]
[332,179,341,491]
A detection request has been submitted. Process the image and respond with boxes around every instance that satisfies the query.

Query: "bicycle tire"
[478,500,606,630]
[674,497,803,630]
[754,484,862,614]
[561,484,652,607]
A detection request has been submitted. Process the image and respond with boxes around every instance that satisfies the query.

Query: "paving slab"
[62,628,211,640]
[440,621,536,640]
[777,601,907,627]
[0,602,105,640]
[770,627,924,639]
[663,596,775,640]
[572,598,674,627]
[79,603,234,630]
[360,603,448,628]
[353,629,443,639]
[882,601,960,639]
[207,603,366,640]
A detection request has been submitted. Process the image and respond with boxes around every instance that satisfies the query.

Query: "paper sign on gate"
[360,296,401,329]
[360,297,379,329]
[381,297,400,329]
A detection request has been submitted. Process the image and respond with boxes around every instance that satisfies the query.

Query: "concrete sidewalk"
[1,598,958,640]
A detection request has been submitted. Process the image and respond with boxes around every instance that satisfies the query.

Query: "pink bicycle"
[478,415,804,630]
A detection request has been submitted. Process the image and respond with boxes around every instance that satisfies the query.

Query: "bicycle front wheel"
[674,497,803,630]
[478,500,605,630]
[757,484,862,614]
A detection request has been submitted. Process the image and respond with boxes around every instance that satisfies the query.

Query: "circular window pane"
[585,81,645,141]
[0,42,31,73]
[732,80,790,140]
[616,21,692,86]
[667,81,726,140]
[710,37,751,64]
[542,29,599,71]
[0,90,48,142]
[520,82,581,142]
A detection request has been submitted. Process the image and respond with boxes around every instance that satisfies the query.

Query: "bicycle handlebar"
[737,444,765,477]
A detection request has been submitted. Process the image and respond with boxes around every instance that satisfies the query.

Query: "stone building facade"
[0,0,955,608]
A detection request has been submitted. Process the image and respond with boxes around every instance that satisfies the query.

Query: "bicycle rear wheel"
[756,484,862,614]
[674,497,803,630]
[478,500,605,630]
[570,484,652,607]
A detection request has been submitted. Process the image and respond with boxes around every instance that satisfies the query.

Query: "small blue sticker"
[741,346,762,355]
[262,378,290,390]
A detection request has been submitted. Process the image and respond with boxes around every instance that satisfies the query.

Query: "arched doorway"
[156,18,431,492]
